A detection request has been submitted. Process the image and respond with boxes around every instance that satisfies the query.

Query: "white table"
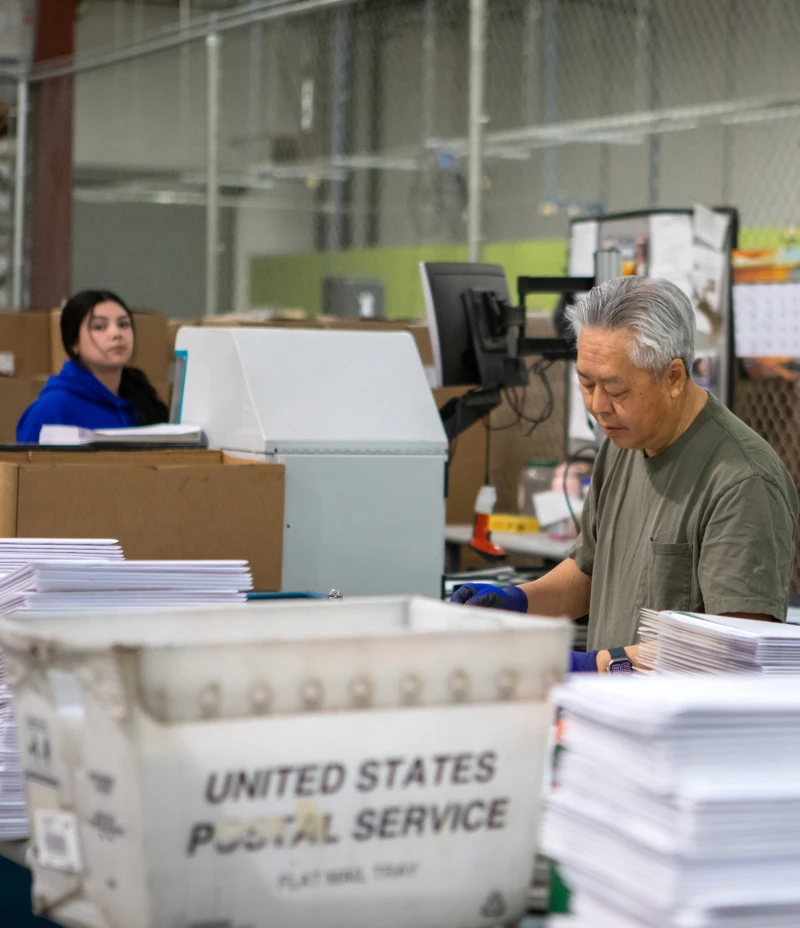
[445,525,573,562]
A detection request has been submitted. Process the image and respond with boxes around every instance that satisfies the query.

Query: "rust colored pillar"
[28,0,76,308]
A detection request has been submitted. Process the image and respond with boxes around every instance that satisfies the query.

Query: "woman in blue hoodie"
[17,290,169,443]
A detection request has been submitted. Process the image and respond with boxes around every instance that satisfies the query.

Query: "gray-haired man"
[452,277,799,670]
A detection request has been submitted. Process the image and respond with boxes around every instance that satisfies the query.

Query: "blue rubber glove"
[450,582,528,612]
[570,650,600,673]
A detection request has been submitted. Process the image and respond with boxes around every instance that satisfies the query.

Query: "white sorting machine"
[175,327,448,599]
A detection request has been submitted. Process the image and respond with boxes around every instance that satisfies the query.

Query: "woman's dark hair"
[60,289,169,426]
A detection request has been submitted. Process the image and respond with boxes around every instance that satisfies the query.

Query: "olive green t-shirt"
[572,393,799,650]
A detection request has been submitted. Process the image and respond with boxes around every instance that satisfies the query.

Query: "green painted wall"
[250,239,570,319]
[249,227,789,319]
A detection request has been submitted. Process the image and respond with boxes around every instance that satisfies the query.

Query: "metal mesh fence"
[15,0,800,586]
[43,0,800,313]
[0,75,13,309]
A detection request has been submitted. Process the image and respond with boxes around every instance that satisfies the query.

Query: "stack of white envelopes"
[0,538,124,575]
[0,561,254,614]
[638,610,800,674]
[543,675,800,928]
[0,657,25,839]
[0,539,126,840]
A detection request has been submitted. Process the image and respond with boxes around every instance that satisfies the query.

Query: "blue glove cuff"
[569,650,599,673]
[503,585,529,613]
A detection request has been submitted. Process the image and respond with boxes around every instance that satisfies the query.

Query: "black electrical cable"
[482,394,524,432]
[563,445,599,533]
[482,358,557,442]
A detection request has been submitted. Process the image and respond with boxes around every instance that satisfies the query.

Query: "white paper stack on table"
[0,561,254,615]
[0,539,125,840]
[542,675,800,928]
[0,538,124,576]
[38,423,204,446]
[638,610,800,674]
[0,660,26,839]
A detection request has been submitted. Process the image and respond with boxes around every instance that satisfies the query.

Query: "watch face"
[609,659,633,674]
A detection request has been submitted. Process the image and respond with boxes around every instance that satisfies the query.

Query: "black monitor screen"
[420,262,511,388]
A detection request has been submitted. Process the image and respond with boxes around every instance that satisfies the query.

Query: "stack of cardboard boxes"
[0,449,284,590]
[0,313,51,442]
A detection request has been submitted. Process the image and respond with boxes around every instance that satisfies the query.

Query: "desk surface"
[445,525,573,561]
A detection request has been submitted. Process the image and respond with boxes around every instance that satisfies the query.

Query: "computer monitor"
[420,261,522,389]
[323,277,385,319]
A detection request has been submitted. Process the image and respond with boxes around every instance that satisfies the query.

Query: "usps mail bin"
[0,597,571,928]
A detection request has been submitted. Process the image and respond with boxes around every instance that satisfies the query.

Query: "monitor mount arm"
[439,275,594,442]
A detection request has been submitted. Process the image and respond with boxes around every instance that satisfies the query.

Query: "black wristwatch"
[606,647,634,675]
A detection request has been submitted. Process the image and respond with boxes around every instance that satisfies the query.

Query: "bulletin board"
[568,207,739,421]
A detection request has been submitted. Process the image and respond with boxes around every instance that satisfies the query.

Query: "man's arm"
[721,612,776,622]
[517,557,592,619]
[595,644,640,672]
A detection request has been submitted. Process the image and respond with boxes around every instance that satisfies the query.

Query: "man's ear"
[667,358,686,397]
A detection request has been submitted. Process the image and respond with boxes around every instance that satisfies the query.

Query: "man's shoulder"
[706,401,785,472]
[701,401,797,507]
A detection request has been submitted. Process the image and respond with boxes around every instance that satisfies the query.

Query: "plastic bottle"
[517,459,557,518]
[549,462,588,541]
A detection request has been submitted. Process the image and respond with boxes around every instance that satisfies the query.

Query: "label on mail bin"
[143,701,551,927]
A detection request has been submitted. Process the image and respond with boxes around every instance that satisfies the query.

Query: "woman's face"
[74,301,134,371]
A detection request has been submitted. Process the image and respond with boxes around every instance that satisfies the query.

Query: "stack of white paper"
[39,423,205,446]
[0,538,124,576]
[0,539,125,840]
[0,668,26,839]
[0,561,254,615]
[543,675,800,927]
[638,610,800,674]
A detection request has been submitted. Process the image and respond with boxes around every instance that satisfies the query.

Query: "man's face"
[576,326,678,451]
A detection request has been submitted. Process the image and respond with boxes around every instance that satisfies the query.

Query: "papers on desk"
[0,674,25,840]
[0,550,253,840]
[543,675,800,928]
[0,560,254,615]
[0,538,127,841]
[0,538,123,575]
[38,423,205,446]
[638,610,800,674]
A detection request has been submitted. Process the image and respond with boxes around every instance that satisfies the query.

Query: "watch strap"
[608,647,628,661]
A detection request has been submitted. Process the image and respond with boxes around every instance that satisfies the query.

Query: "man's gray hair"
[566,277,695,378]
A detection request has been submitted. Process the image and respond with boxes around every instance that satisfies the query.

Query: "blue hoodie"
[16,360,138,443]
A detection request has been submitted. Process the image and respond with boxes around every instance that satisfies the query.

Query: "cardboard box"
[50,308,170,385]
[200,316,326,329]
[434,386,487,524]
[0,312,51,377]
[321,318,433,366]
[154,381,172,408]
[200,316,433,366]
[0,450,285,590]
[0,376,47,442]
[167,318,200,363]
